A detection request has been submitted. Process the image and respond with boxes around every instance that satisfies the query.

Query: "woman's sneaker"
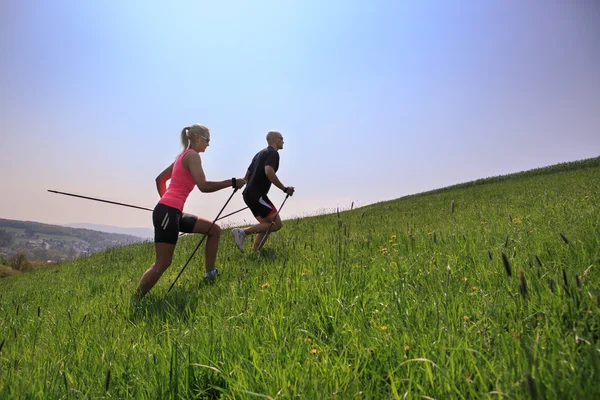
[232,228,246,252]
[204,268,219,281]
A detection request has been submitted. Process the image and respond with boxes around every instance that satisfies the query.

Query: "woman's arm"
[155,163,174,197]
[186,152,245,192]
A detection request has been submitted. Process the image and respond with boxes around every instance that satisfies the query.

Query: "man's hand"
[284,186,295,196]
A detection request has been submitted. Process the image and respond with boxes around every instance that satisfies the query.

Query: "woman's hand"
[234,178,246,190]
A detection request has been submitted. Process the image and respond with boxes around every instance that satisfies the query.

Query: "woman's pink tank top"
[158,149,196,212]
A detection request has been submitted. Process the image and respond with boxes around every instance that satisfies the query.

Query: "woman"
[134,124,245,301]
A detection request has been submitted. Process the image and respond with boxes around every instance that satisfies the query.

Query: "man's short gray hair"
[266,130,282,142]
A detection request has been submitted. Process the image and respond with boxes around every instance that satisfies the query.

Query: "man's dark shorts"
[153,203,197,245]
[243,193,277,219]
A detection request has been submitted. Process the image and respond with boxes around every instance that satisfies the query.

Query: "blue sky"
[1,0,599,230]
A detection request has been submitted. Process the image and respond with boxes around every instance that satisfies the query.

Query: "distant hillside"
[64,223,154,239]
[0,218,146,262]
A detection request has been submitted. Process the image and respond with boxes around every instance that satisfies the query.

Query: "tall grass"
[1,162,599,398]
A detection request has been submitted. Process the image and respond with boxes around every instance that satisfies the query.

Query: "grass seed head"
[488,250,493,261]
[535,255,542,267]
[518,270,528,299]
[525,372,539,400]
[451,200,455,213]
[105,369,111,392]
[548,278,555,294]
[501,252,512,279]
[562,269,571,296]
[558,232,569,244]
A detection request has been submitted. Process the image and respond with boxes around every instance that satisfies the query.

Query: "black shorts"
[153,203,197,245]
[243,193,277,219]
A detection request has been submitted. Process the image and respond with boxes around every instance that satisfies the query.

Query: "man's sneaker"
[232,228,246,252]
[204,268,220,281]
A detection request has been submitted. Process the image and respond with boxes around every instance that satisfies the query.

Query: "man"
[232,131,295,253]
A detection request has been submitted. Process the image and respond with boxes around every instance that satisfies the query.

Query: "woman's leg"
[134,242,176,300]
[191,218,222,273]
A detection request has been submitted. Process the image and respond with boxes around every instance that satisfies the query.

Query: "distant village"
[0,225,144,264]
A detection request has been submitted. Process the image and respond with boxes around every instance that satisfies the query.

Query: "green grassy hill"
[1,157,599,399]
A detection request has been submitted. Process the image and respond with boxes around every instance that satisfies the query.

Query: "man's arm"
[264,165,286,191]
[265,165,294,195]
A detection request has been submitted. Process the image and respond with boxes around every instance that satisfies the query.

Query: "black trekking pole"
[256,193,290,252]
[216,207,248,222]
[168,188,238,292]
[48,190,154,211]
[48,189,247,221]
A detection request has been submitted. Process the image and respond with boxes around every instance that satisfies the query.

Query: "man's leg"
[233,195,280,252]
[252,213,282,252]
